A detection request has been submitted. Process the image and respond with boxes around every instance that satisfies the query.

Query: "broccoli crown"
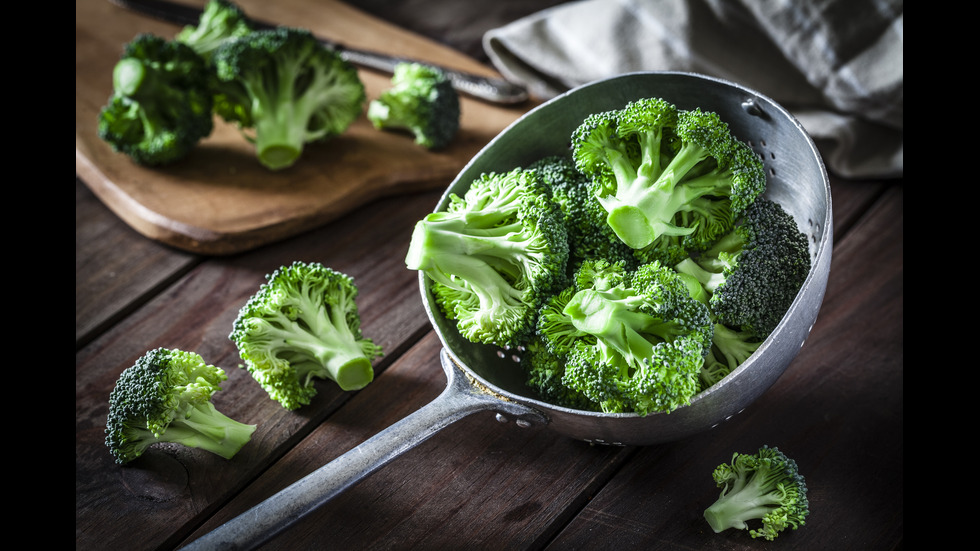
[97,33,215,166]
[406,168,570,348]
[104,347,256,465]
[211,27,366,170]
[704,445,810,540]
[175,0,254,59]
[676,197,811,339]
[229,261,383,410]
[571,97,765,257]
[528,155,638,273]
[520,337,600,412]
[367,62,461,150]
[536,258,713,415]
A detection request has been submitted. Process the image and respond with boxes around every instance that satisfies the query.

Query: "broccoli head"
[571,97,766,260]
[97,33,215,166]
[175,0,254,60]
[211,27,366,170]
[704,445,810,540]
[368,62,461,150]
[104,347,256,465]
[229,261,383,410]
[675,197,811,340]
[406,168,569,348]
[520,336,600,412]
[535,259,713,415]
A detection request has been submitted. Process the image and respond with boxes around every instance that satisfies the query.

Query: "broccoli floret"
[210,27,366,170]
[571,97,766,259]
[535,259,713,415]
[528,155,638,273]
[406,168,569,347]
[97,33,215,166]
[704,445,810,540]
[520,337,599,411]
[104,347,256,465]
[229,261,383,410]
[675,197,811,340]
[175,0,254,60]
[367,62,460,150]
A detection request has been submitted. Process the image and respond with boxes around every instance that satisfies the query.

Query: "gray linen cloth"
[483,0,903,179]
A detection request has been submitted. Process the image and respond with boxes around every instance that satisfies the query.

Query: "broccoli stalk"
[368,62,461,150]
[406,169,569,347]
[211,27,365,170]
[571,98,766,257]
[97,34,215,166]
[104,348,256,465]
[704,445,810,540]
[230,261,383,410]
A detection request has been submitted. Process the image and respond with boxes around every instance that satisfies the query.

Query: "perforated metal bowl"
[184,71,832,550]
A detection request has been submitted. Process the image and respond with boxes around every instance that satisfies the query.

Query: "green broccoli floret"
[210,27,365,170]
[675,197,811,340]
[520,336,599,412]
[704,445,810,540]
[535,259,713,415]
[367,62,461,150]
[104,347,256,465]
[571,97,766,261]
[528,155,637,273]
[97,33,215,166]
[175,0,254,60]
[229,261,383,410]
[406,168,569,348]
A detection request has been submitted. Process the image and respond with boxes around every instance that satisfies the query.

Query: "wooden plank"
[75,188,440,551]
[545,183,904,550]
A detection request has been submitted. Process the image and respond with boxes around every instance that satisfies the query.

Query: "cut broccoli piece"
[367,62,460,150]
[535,259,713,415]
[175,0,254,60]
[104,347,256,465]
[406,168,569,347]
[211,27,366,170]
[229,261,383,410]
[520,336,600,412]
[571,97,766,260]
[97,33,214,166]
[704,445,810,540]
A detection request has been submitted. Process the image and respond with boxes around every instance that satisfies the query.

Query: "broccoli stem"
[563,288,656,369]
[162,401,256,460]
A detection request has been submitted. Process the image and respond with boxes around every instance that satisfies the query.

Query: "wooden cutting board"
[76,0,533,255]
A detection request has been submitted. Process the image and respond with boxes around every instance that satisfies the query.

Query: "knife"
[108,0,529,105]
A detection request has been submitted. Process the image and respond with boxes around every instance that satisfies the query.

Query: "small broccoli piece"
[704,445,810,540]
[406,168,569,347]
[229,261,383,410]
[97,33,214,166]
[675,197,811,340]
[367,62,460,150]
[528,155,637,273]
[571,97,766,259]
[211,27,366,170]
[536,259,713,415]
[104,347,256,465]
[520,337,599,411]
[175,0,254,60]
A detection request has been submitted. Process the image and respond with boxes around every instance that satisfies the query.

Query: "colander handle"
[181,348,544,551]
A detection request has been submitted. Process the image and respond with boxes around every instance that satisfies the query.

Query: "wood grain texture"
[75,0,532,254]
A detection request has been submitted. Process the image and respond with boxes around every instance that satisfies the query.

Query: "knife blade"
[108,0,529,105]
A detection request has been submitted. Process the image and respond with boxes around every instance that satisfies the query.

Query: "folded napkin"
[484,0,903,179]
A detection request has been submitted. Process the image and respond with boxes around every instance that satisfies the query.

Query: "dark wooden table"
[76,3,903,550]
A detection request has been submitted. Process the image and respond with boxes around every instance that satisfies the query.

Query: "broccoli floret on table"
[175,0,254,60]
[571,97,766,264]
[533,258,713,415]
[229,261,383,410]
[704,445,810,540]
[104,347,256,465]
[210,27,366,170]
[368,62,461,150]
[97,33,215,166]
[405,168,569,348]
